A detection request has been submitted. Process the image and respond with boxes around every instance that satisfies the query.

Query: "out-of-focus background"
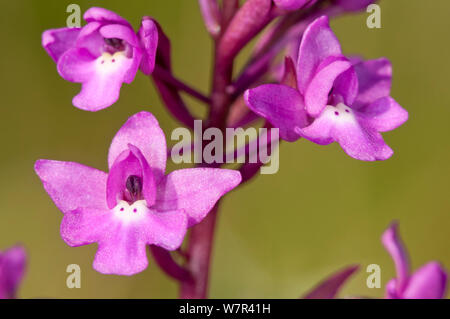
[0,0,449,298]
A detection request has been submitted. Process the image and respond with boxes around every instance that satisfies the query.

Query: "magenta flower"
[382,222,447,299]
[334,0,377,12]
[303,265,359,299]
[273,0,317,11]
[42,7,158,111]
[0,246,26,299]
[273,0,375,11]
[245,16,408,161]
[34,112,241,275]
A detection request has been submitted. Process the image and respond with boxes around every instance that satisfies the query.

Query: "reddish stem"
[150,246,192,282]
[153,65,211,104]
[180,203,220,298]
[178,1,237,298]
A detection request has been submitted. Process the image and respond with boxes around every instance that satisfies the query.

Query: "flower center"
[96,51,127,73]
[104,38,126,54]
[126,175,142,202]
[325,103,355,122]
[113,200,148,223]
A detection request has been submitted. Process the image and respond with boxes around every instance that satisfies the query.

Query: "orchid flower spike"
[42,7,158,111]
[382,222,447,299]
[0,245,26,299]
[35,112,241,275]
[245,16,408,161]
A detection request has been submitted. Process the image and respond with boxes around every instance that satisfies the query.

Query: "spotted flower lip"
[0,245,26,299]
[34,111,242,275]
[382,222,447,299]
[245,16,408,161]
[42,7,158,111]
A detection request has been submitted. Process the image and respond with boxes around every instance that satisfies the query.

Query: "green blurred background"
[0,0,449,298]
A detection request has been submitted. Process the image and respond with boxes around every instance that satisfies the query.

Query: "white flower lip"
[113,200,149,223]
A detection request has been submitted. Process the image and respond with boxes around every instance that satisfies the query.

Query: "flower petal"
[62,204,187,276]
[333,65,359,107]
[0,246,26,299]
[83,7,131,26]
[128,145,157,207]
[297,16,343,95]
[244,84,308,142]
[304,265,359,299]
[75,22,104,57]
[106,149,143,209]
[304,57,354,116]
[60,208,112,246]
[360,97,408,132]
[353,58,392,109]
[57,47,97,83]
[335,0,376,12]
[57,46,134,111]
[297,104,393,161]
[145,209,188,251]
[93,226,150,276]
[382,222,410,294]
[402,262,447,299]
[34,160,108,214]
[155,168,242,226]
[384,278,399,299]
[99,24,142,83]
[138,17,159,75]
[99,23,140,48]
[108,112,167,184]
[42,28,80,62]
[273,0,310,10]
[106,145,157,209]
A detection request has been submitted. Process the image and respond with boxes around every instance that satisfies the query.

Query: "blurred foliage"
[0,0,448,298]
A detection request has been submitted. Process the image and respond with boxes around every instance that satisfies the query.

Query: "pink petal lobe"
[108,112,167,183]
[382,222,410,294]
[353,58,392,109]
[34,160,108,214]
[138,17,159,75]
[0,246,26,299]
[106,150,143,209]
[297,16,343,94]
[304,265,359,299]
[274,0,310,10]
[62,205,187,276]
[57,47,134,111]
[359,97,408,133]
[244,84,308,142]
[155,168,242,226]
[304,57,354,116]
[297,105,393,161]
[402,262,447,299]
[83,7,131,26]
[42,28,80,62]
